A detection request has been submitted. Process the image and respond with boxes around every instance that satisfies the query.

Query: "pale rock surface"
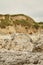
[0,51,43,65]
[0,32,43,65]
[0,33,34,51]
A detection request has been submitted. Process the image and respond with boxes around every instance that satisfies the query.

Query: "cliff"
[0,14,42,34]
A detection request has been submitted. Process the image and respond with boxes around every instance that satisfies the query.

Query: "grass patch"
[0,19,11,28]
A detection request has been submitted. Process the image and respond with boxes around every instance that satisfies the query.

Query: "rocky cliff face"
[0,31,43,65]
[0,14,43,65]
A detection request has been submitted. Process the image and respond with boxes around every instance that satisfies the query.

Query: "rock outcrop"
[0,33,34,51]
[0,14,43,65]
[0,32,43,65]
[0,51,43,65]
[0,32,43,52]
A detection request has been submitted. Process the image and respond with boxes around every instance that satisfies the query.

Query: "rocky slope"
[0,32,43,52]
[0,14,43,65]
[0,51,43,65]
[0,31,43,65]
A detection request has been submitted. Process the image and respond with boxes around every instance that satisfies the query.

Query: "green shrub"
[0,19,6,28]
[13,19,31,27]
[33,23,39,29]
[41,25,43,28]
[0,19,11,28]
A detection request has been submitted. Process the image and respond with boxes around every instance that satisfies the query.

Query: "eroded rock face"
[0,51,43,65]
[0,32,43,52]
[0,33,34,51]
[0,32,43,65]
[32,32,43,52]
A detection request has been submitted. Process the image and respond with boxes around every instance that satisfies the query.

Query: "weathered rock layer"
[0,32,43,65]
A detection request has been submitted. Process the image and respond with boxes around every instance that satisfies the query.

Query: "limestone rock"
[0,33,34,51]
[0,32,43,65]
[0,51,43,65]
[32,32,43,52]
[0,32,43,52]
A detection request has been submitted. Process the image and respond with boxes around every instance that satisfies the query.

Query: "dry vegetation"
[0,14,43,34]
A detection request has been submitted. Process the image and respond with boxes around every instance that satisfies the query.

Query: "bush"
[33,23,39,29]
[0,19,6,28]
[13,19,31,27]
[0,19,11,28]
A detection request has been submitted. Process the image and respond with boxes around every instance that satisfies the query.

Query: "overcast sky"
[0,0,43,22]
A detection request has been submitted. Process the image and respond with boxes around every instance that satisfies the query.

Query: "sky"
[0,0,43,22]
